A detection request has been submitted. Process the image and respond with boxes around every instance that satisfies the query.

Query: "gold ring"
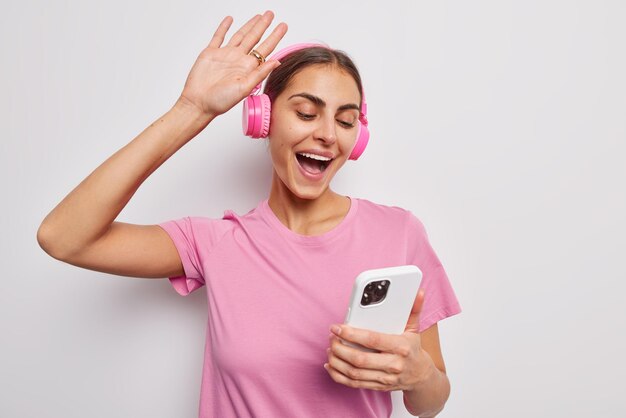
[249,49,265,65]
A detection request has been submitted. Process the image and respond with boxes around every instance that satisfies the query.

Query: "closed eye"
[296,111,315,121]
[338,120,355,128]
[297,111,356,129]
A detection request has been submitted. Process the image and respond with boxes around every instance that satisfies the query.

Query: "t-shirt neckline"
[259,196,359,246]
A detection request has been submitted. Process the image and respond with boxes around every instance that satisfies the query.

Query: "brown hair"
[263,46,363,109]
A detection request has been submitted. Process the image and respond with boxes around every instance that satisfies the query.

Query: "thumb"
[404,288,425,333]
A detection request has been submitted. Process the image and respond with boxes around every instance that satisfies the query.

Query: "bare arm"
[37,102,210,274]
[37,11,287,278]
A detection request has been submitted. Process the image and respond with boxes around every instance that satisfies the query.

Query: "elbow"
[37,221,69,261]
[37,221,57,258]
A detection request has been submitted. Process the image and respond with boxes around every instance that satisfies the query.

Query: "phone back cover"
[344,265,422,335]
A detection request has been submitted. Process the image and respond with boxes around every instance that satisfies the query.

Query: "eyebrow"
[288,93,360,112]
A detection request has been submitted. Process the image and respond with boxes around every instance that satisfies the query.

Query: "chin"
[288,184,329,201]
[286,175,334,201]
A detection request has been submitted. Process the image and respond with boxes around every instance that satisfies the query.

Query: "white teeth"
[297,152,332,161]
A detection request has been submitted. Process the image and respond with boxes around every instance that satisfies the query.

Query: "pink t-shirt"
[158,197,461,418]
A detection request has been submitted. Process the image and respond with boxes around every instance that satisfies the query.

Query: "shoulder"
[187,202,262,228]
[353,197,422,229]
[163,214,233,230]
[159,213,237,245]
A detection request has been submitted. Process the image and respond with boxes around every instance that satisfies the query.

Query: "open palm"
[178,11,288,118]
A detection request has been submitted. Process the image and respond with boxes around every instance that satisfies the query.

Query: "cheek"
[270,120,308,145]
[339,130,358,150]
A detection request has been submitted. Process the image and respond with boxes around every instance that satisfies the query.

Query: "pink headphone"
[242,43,369,161]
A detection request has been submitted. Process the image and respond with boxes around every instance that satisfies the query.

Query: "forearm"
[38,99,213,258]
[402,349,451,417]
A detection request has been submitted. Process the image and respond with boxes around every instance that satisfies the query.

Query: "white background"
[2,0,625,416]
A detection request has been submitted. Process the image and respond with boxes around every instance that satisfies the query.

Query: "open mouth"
[295,152,333,174]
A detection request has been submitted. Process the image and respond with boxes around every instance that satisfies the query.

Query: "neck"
[267,172,348,234]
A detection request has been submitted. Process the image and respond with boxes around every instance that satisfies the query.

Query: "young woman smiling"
[37,10,461,418]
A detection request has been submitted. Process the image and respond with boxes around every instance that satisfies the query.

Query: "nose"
[313,114,337,145]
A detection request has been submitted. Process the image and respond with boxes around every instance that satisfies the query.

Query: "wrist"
[402,348,450,417]
[406,348,438,393]
[172,97,215,125]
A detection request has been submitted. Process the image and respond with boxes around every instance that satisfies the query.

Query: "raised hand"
[176,11,288,119]
[325,289,436,391]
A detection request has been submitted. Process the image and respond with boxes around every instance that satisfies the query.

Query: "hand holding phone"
[325,266,428,390]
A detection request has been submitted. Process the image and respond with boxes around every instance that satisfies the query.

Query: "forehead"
[281,64,361,105]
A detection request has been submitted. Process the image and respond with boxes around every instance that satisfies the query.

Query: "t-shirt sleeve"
[157,216,224,296]
[404,211,462,332]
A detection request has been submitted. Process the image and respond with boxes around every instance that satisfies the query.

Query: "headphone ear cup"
[348,121,370,160]
[258,94,271,138]
[242,96,255,136]
[242,94,271,138]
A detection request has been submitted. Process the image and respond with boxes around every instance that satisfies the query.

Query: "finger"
[404,288,426,333]
[323,363,391,391]
[326,350,399,387]
[207,16,233,49]
[329,336,402,374]
[249,22,288,60]
[240,59,281,93]
[225,14,262,47]
[239,10,275,52]
[330,324,412,355]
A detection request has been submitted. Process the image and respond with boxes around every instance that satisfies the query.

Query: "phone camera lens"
[360,279,391,306]
[360,291,371,306]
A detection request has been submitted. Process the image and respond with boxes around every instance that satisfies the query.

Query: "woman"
[37,10,461,418]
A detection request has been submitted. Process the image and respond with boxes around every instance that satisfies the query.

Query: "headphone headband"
[249,43,327,95]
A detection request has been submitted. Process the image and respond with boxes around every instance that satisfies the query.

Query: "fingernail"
[330,325,341,335]
[323,363,329,370]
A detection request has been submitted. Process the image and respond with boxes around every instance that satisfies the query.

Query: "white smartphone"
[342,265,422,351]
